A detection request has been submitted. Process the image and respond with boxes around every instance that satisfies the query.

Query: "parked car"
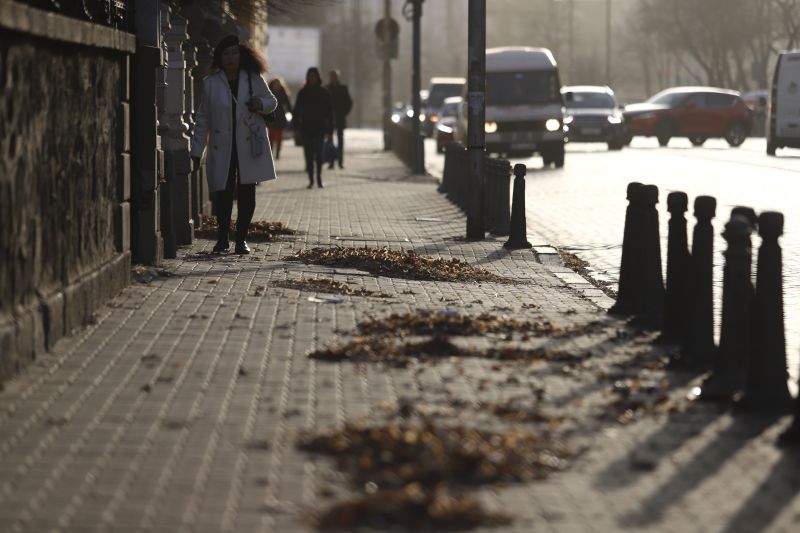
[562,85,625,150]
[435,96,461,153]
[455,47,566,167]
[423,77,465,137]
[767,51,800,155]
[623,87,753,147]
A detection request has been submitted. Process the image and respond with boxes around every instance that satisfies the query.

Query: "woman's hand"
[246,97,263,112]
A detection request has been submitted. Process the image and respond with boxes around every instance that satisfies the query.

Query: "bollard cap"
[694,196,717,219]
[723,215,752,242]
[731,206,758,229]
[758,211,784,239]
[626,182,644,200]
[642,184,659,205]
[667,191,688,213]
[513,163,527,177]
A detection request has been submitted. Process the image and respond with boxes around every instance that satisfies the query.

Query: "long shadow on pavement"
[719,446,800,533]
[617,412,782,528]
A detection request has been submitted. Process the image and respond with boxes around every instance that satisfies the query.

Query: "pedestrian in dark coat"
[326,69,353,169]
[267,77,292,160]
[293,67,333,188]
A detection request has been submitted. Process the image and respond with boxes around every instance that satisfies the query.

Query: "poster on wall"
[266,26,321,87]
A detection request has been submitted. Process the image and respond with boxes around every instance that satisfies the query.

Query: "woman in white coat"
[191,35,278,255]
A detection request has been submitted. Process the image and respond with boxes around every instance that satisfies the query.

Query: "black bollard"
[731,206,758,230]
[504,164,532,250]
[631,184,665,329]
[683,196,716,368]
[609,182,645,316]
[739,212,793,412]
[659,191,690,344]
[698,215,753,402]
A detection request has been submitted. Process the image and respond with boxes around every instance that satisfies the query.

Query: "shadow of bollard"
[699,215,753,402]
[631,184,665,329]
[659,191,690,345]
[740,211,793,413]
[683,195,717,368]
[503,164,532,250]
[609,182,644,316]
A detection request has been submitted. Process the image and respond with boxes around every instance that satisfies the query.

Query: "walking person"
[293,67,333,188]
[267,77,292,160]
[326,69,353,169]
[191,35,278,255]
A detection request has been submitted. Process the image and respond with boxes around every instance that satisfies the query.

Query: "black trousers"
[302,131,325,185]
[331,126,345,167]
[214,152,255,243]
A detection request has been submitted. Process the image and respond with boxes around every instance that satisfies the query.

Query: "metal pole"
[568,0,575,80]
[383,0,392,150]
[354,0,363,127]
[410,0,424,174]
[466,0,485,239]
[605,0,612,85]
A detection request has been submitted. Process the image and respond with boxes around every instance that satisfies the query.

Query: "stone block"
[15,309,45,365]
[115,202,131,252]
[119,102,130,152]
[63,280,86,334]
[118,152,131,201]
[0,319,16,381]
[41,291,65,351]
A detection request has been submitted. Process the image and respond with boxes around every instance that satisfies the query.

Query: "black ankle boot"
[235,241,250,255]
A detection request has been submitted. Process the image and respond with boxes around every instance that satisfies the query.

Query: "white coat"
[191,70,279,193]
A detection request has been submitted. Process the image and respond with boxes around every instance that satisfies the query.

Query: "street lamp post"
[466,0,486,239]
[410,0,424,174]
[605,0,612,85]
[382,0,392,151]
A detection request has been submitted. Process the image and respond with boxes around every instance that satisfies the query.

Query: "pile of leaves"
[271,278,391,298]
[356,310,567,339]
[309,335,586,367]
[283,246,512,283]
[316,483,510,531]
[132,266,175,284]
[300,420,571,530]
[194,214,298,241]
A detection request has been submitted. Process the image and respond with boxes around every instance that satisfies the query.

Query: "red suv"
[623,87,753,147]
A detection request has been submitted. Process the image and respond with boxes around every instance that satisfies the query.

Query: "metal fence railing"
[19,0,131,31]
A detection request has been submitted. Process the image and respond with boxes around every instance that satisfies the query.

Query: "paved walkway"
[0,130,799,532]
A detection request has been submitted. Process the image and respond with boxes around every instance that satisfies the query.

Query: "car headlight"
[485,121,498,133]
[607,115,622,124]
[545,118,561,132]
[391,113,401,123]
[431,115,439,123]
[419,113,426,122]
[285,112,293,122]
[563,115,574,125]
[406,109,414,118]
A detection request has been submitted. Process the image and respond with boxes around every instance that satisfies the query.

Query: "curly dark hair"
[212,35,268,74]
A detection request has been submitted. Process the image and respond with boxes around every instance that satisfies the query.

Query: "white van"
[767,51,800,155]
[456,47,566,167]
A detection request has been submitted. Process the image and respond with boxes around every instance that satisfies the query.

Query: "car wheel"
[655,121,673,147]
[689,136,707,147]
[623,133,633,146]
[608,140,624,151]
[725,122,747,147]
[767,140,777,156]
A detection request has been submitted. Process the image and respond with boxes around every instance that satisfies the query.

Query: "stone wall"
[0,9,133,382]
